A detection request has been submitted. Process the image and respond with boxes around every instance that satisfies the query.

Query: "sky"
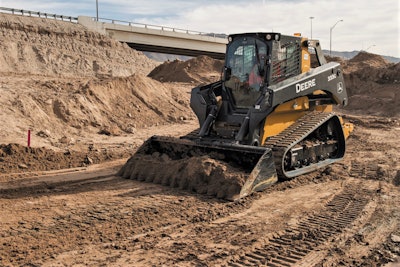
[0,0,399,58]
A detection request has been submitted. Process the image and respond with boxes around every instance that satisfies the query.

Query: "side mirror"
[223,67,231,81]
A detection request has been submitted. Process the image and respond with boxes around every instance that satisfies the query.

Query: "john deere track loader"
[118,32,353,200]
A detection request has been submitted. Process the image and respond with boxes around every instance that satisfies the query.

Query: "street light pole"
[330,19,343,56]
[309,16,314,40]
[96,0,99,21]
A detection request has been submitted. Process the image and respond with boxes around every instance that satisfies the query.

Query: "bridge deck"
[78,16,227,59]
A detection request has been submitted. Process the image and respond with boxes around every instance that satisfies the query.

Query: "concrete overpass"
[78,16,227,59]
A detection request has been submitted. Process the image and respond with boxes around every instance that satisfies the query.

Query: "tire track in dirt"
[228,183,372,266]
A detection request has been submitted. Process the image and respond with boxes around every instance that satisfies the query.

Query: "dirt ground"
[0,13,399,267]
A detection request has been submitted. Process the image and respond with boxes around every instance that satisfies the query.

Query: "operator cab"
[223,33,303,109]
[224,34,270,108]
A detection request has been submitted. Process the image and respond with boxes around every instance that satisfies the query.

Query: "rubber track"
[227,183,370,266]
[264,111,338,179]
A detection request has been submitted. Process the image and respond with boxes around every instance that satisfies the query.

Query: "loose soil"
[148,55,224,84]
[0,12,399,267]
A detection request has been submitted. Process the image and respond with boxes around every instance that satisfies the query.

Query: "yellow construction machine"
[118,32,353,200]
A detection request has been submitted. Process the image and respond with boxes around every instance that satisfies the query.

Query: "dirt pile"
[148,55,223,84]
[344,51,398,84]
[0,13,157,77]
[0,143,131,177]
[0,13,195,154]
[119,154,247,200]
[1,73,195,153]
[348,51,391,69]
[341,52,400,117]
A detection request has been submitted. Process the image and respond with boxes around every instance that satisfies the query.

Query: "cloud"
[140,0,399,57]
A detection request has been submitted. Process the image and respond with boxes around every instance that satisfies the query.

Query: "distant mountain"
[323,50,400,64]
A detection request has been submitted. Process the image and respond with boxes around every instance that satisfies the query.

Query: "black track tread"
[264,111,340,180]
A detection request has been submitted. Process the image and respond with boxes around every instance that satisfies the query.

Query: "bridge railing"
[0,7,78,22]
[96,17,226,39]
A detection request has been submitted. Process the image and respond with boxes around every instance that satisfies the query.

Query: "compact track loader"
[118,32,353,200]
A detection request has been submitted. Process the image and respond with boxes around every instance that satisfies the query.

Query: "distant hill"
[323,50,400,64]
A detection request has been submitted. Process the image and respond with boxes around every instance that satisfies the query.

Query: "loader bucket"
[117,136,278,201]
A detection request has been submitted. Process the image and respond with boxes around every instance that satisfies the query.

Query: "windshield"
[224,37,268,108]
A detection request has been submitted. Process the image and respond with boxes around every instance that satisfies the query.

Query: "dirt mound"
[117,135,258,200]
[340,52,400,117]
[0,143,130,177]
[0,13,158,77]
[348,51,390,68]
[148,55,223,84]
[0,73,193,150]
[118,154,246,200]
[315,52,400,117]
[78,74,193,130]
[0,13,195,151]
[344,52,398,84]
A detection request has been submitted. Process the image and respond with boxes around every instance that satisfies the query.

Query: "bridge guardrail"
[0,7,78,22]
[96,17,226,39]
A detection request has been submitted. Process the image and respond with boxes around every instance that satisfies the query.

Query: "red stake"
[28,129,31,148]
